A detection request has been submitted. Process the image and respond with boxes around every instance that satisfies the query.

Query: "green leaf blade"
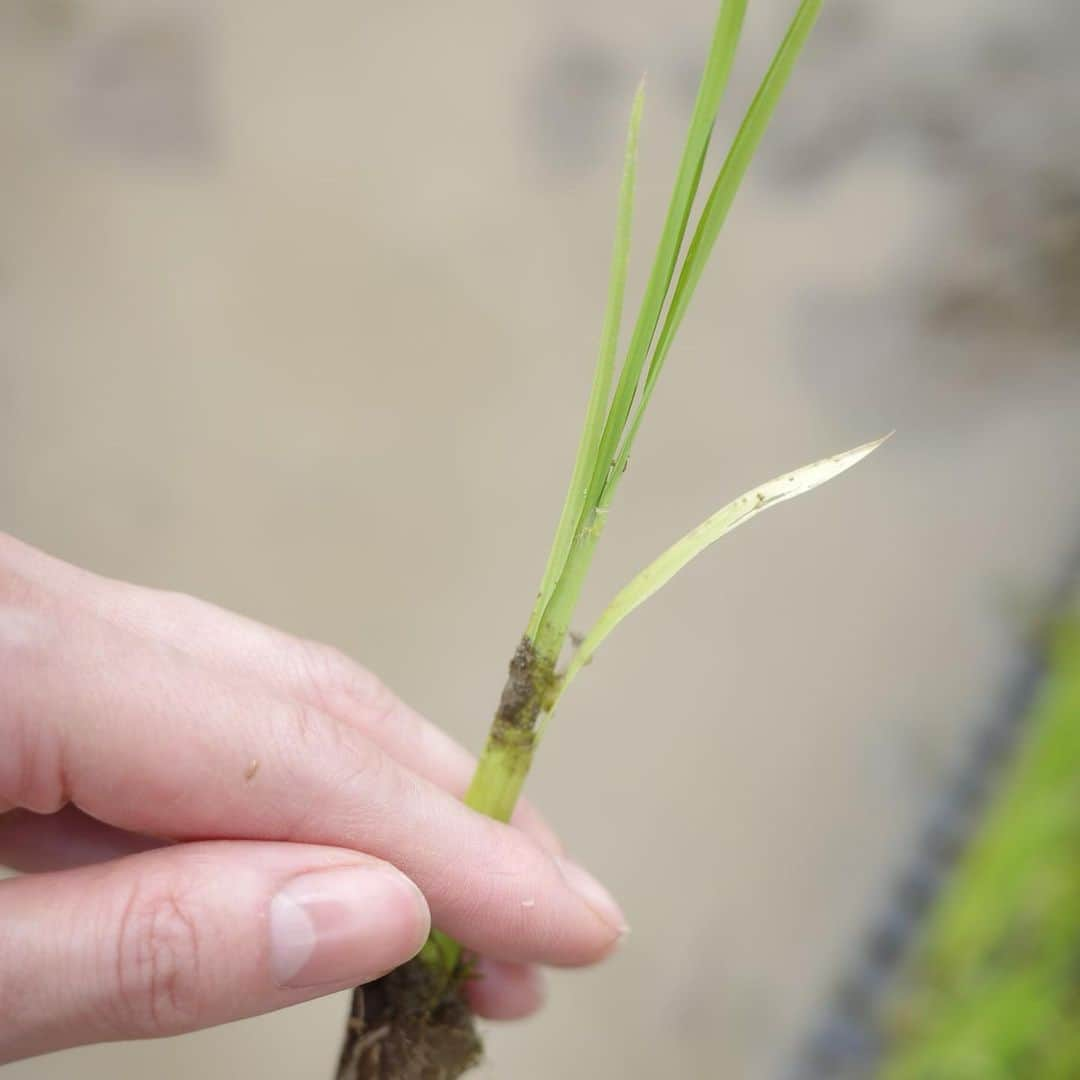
[556,434,889,698]
[608,0,825,487]
[534,0,749,650]
[527,82,645,639]
[577,0,749,536]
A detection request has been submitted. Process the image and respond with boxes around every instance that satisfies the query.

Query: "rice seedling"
[336,1,885,1075]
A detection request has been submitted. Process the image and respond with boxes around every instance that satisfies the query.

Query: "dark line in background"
[786,532,1080,1080]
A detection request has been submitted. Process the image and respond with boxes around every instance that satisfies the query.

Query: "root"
[335,955,482,1080]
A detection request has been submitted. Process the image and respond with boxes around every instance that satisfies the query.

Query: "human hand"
[0,533,625,1064]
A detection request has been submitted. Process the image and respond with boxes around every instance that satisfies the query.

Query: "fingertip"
[554,857,629,946]
[465,959,545,1021]
[270,861,431,989]
[0,841,437,1060]
[428,816,627,968]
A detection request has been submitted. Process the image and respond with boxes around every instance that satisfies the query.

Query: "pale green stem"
[464,740,535,823]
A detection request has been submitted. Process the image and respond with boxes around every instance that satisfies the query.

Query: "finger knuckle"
[333,723,398,811]
[273,699,340,758]
[295,640,395,719]
[268,699,398,833]
[294,642,431,766]
[109,875,204,1037]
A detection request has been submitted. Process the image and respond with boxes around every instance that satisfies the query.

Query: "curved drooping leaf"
[554,435,889,701]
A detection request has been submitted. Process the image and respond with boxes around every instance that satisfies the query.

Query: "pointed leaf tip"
[552,433,889,702]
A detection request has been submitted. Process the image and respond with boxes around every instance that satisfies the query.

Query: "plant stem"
[464,741,533,824]
[464,485,611,850]
[467,507,610,832]
[426,638,560,977]
[464,637,559,821]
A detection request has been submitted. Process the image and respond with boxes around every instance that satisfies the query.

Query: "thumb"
[0,840,430,1063]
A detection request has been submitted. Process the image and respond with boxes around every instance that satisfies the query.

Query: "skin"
[0,533,625,1065]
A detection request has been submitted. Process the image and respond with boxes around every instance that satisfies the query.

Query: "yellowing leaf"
[554,434,890,700]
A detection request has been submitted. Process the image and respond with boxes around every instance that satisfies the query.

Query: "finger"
[2,534,562,855]
[465,959,545,1021]
[0,807,162,873]
[110,594,563,854]
[1,812,550,1024]
[1,600,626,966]
[0,841,429,1063]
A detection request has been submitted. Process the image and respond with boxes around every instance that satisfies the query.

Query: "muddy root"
[334,955,482,1080]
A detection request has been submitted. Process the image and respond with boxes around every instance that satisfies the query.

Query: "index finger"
[3,534,562,855]
[0,603,626,967]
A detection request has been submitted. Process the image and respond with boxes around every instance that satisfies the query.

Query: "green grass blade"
[575,0,748,535]
[533,0,748,648]
[526,83,645,639]
[554,434,888,700]
[606,0,824,492]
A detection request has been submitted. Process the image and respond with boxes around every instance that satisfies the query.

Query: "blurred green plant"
[881,620,1080,1079]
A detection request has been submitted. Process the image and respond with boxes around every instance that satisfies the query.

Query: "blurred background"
[2,0,1078,1076]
